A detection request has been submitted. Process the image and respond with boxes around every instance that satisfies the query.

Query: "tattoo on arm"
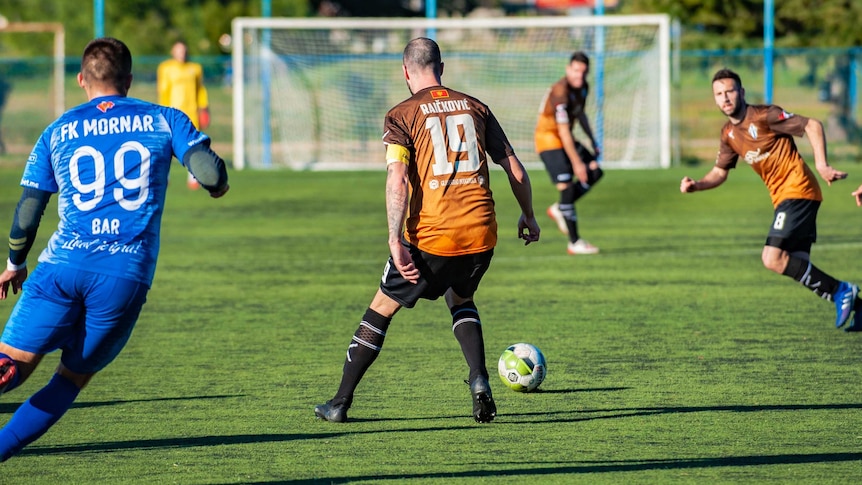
[385,165,408,241]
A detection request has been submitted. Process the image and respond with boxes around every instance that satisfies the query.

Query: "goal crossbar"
[232,14,671,170]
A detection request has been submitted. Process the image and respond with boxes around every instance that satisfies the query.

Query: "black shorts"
[539,143,596,184]
[765,199,819,254]
[379,241,493,309]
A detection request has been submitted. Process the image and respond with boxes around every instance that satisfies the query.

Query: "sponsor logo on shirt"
[428,175,484,190]
[61,234,143,255]
[744,148,770,165]
[748,124,758,140]
[187,133,208,147]
[96,101,115,113]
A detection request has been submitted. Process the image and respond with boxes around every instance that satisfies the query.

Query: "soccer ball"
[498,343,546,392]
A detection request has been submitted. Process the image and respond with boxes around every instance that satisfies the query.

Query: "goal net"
[232,15,670,170]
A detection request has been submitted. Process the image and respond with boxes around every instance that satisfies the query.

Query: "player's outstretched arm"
[497,155,540,245]
[183,145,229,197]
[680,165,729,193]
[805,117,847,185]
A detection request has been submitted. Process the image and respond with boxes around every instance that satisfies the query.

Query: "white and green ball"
[498,342,547,392]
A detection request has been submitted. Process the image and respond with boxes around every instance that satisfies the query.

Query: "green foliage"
[1,165,861,482]
[0,0,311,57]
[622,0,862,49]
[776,0,862,47]
[1,0,861,58]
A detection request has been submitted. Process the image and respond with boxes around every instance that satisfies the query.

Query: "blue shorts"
[1,263,149,374]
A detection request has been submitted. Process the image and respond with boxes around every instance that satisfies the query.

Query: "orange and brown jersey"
[534,77,589,153]
[715,104,821,207]
[382,86,515,257]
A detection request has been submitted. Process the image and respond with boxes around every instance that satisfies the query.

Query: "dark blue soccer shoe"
[845,306,862,332]
[834,282,858,328]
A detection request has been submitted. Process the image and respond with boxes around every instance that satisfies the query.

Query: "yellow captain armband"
[385,144,410,165]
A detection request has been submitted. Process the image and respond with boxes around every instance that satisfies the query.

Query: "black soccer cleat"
[314,398,350,423]
[469,375,496,423]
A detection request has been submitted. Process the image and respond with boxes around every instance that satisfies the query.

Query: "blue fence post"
[850,47,858,125]
[594,0,605,161]
[261,0,272,167]
[764,0,774,104]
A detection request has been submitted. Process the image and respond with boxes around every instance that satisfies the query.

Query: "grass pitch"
[1,163,861,484]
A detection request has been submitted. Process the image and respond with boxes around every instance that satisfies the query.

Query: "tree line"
[0,0,858,58]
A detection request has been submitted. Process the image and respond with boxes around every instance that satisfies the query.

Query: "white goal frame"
[0,21,65,118]
[231,15,671,170]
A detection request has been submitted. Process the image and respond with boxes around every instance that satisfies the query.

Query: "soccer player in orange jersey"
[535,51,602,255]
[681,68,862,331]
[314,37,540,424]
[157,40,210,190]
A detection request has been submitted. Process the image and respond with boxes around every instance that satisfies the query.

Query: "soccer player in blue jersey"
[0,37,229,461]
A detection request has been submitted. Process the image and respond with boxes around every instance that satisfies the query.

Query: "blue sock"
[0,352,21,393]
[0,373,80,461]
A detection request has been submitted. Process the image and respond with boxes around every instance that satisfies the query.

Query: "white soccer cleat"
[567,239,599,255]
[547,203,569,235]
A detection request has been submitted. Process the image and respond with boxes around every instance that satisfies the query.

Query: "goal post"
[0,21,65,118]
[232,15,671,170]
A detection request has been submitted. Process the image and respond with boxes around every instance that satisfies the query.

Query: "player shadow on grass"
[0,394,244,414]
[344,401,862,424]
[532,386,630,394]
[16,402,862,460]
[497,402,862,424]
[20,424,489,458]
[225,451,862,484]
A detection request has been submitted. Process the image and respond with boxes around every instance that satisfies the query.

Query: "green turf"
[1,163,861,484]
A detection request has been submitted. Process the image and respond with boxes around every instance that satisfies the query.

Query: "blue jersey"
[20,95,208,285]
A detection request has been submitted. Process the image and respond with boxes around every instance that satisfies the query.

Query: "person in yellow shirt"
[157,40,210,189]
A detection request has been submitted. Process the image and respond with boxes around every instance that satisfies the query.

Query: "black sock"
[333,308,392,405]
[451,302,487,383]
[782,256,840,301]
[571,167,602,202]
[559,185,579,242]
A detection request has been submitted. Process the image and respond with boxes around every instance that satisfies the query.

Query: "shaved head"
[403,37,442,76]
